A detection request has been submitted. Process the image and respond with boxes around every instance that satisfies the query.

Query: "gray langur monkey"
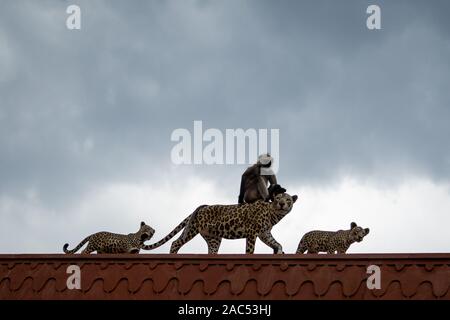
[238,153,278,204]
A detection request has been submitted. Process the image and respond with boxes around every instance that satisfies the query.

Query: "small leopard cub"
[63,221,155,254]
[296,222,369,254]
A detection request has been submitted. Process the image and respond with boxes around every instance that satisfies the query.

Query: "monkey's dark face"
[261,161,272,168]
[272,193,298,212]
[268,184,287,200]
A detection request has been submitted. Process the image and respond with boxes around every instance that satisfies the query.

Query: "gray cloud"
[0,1,449,252]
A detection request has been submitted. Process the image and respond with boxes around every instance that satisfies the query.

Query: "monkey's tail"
[142,205,207,250]
[63,236,90,254]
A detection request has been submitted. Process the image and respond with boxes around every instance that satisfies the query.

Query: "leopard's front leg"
[259,230,283,254]
[337,247,348,254]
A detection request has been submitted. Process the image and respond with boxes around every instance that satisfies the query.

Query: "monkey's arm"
[268,174,278,185]
[257,177,270,201]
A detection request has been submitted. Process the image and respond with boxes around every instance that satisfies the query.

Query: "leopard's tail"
[63,236,90,254]
[142,205,207,251]
[296,236,307,254]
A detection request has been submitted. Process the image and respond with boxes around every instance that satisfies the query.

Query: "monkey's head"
[272,193,298,213]
[257,153,273,168]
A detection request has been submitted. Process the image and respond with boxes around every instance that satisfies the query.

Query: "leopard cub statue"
[143,192,298,254]
[296,222,369,254]
[63,221,155,254]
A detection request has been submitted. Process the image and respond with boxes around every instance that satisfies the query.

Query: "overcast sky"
[0,0,449,254]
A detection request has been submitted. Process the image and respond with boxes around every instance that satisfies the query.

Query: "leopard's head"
[272,193,298,213]
[138,221,155,242]
[349,222,370,243]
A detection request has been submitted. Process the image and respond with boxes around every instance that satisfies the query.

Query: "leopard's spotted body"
[63,222,155,254]
[143,193,298,254]
[296,222,369,254]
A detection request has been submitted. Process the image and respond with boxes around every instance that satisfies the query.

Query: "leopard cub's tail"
[296,236,307,254]
[63,236,90,254]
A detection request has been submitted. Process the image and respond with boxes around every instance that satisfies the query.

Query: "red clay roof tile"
[1,254,449,300]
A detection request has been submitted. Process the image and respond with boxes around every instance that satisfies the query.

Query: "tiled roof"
[1,254,449,299]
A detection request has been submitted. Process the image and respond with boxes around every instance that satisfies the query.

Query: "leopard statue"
[296,222,369,254]
[63,221,155,254]
[142,193,298,254]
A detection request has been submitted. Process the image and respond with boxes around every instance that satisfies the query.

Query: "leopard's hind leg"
[201,235,222,254]
[305,243,319,254]
[170,229,198,253]
[81,242,95,254]
[245,234,257,254]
